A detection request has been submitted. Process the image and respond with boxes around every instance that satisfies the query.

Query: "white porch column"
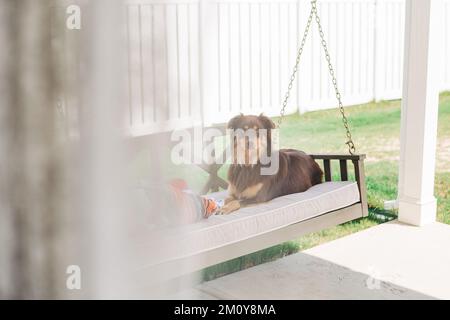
[398,0,442,226]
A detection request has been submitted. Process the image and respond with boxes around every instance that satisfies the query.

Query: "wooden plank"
[153,4,169,122]
[202,170,228,193]
[199,158,228,194]
[206,173,228,193]
[352,159,360,185]
[310,153,366,161]
[177,3,191,120]
[323,159,332,182]
[340,159,348,181]
[127,5,143,126]
[166,4,180,120]
[140,4,155,124]
[136,203,364,285]
[214,176,229,190]
[353,159,368,217]
[356,159,369,217]
[200,166,227,193]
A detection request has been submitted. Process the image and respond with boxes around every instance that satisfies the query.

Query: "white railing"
[123,0,450,135]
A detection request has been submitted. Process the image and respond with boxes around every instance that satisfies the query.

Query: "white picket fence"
[126,0,450,135]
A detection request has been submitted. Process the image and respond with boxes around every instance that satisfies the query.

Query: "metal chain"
[311,1,356,154]
[277,6,314,128]
[279,0,356,155]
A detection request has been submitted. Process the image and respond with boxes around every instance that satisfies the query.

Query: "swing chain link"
[279,0,356,155]
[311,1,356,155]
[277,5,314,128]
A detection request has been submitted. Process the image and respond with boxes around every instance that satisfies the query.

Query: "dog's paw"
[216,200,240,215]
[224,197,235,205]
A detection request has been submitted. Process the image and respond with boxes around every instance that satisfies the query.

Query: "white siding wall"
[123,0,450,134]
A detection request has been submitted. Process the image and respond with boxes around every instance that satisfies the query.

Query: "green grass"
[201,92,450,281]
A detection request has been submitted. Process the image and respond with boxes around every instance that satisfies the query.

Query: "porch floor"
[178,221,450,299]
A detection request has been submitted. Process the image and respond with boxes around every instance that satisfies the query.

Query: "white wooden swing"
[139,0,368,283]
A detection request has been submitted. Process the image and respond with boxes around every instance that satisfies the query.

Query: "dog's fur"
[218,114,323,214]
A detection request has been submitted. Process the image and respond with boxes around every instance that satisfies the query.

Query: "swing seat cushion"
[146,181,360,264]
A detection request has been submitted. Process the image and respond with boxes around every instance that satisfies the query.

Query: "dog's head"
[227,113,275,166]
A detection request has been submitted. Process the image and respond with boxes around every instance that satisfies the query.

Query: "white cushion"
[144,181,360,265]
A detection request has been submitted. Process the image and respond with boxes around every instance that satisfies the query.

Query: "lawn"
[201,92,450,281]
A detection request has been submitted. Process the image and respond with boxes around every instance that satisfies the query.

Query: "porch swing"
[140,0,368,283]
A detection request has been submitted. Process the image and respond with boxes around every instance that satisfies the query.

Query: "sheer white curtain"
[0,0,202,299]
[0,0,65,299]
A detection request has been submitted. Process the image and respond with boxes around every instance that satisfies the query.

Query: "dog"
[217,114,323,215]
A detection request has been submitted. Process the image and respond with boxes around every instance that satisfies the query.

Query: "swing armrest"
[310,153,368,217]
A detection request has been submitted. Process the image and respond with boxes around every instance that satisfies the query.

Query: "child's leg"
[178,190,224,221]
[169,180,223,223]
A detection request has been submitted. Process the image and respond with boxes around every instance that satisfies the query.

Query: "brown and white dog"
[217,114,323,214]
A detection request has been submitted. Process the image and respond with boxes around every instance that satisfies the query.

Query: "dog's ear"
[227,113,244,129]
[258,113,276,129]
[258,114,275,157]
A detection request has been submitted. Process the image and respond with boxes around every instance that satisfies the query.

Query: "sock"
[169,179,223,223]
